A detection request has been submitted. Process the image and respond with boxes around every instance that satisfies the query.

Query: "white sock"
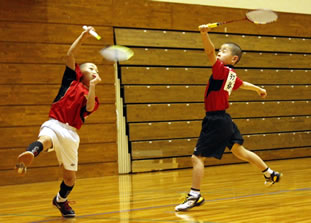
[263,167,273,177]
[56,193,67,203]
[189,189,200,198]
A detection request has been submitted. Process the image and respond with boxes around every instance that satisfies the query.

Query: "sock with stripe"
[189,188,200,198]
[56,181,74,203]
[262,167,273,177]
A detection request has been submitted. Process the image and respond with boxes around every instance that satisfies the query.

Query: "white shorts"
[38,119,80,171]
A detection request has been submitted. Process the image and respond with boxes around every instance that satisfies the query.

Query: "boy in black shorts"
[175,24,282,211]
[15,26,101,217]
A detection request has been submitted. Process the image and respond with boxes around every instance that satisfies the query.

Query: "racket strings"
[246,10,278,24]
[99,45,134,62]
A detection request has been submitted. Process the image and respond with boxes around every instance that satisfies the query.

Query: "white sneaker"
[175,194,205,211]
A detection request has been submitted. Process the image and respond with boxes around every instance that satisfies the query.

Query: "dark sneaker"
[53,196,75,218]
[264,171,282,187]
[175,194,205,211]
[16,151,34,176]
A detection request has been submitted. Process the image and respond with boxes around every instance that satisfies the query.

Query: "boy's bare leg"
[38,135,53,152]
[231,143,282,186]
[16,135,53,175]
[175,155,206,211]
[191,155,206,189]
[231,144,267,171]
[62,167,76,187]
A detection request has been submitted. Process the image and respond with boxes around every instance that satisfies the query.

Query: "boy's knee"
[62,169,76,186]
[232,143,243,150]
[63,175,76,186]
[191,154,205,165]
[38,135,53,150]
[191,154,200,161]
[191,155,197,164]
[231,144,245,156]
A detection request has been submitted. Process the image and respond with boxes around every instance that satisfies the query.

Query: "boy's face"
[216,44,239,65]
[80,63,100,86]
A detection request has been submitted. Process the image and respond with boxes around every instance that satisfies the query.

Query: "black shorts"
[193,111,244,159]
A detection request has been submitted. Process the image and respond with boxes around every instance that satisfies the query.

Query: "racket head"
[246,9,278,24]
[99,45,134,62]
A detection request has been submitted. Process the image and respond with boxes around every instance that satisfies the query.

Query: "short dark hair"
[225,42,242,64]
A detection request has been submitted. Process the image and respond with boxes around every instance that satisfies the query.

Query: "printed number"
[223,70,237,95]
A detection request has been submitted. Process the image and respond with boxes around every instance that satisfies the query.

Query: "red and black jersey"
[204,60,243,112]
[49,64,99,130]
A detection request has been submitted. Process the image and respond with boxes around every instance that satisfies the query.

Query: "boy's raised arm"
[65,27,93,70]
[199,25,217,66]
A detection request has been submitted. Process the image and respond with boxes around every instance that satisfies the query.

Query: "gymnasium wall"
[0,0,310,185]
[152,0,311,15]
[0,0,118,185]
[116,28,311,172]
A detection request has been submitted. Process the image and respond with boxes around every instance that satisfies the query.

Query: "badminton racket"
[199,9,278,29]
[99,45,134,62]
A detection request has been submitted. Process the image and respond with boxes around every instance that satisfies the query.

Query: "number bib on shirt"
[224,70,237,95]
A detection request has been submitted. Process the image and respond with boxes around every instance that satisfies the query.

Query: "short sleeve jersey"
[204,60,243,112]
[49,64,99,129]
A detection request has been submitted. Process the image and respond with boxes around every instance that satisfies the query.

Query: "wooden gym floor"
[1,158,311,223]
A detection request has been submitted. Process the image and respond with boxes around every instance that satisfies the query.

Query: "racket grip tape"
[207,23,220,28]
[198,23,220,30]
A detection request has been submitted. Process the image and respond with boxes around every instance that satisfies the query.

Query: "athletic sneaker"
[52,196,75,218]
[264,171,282,186]
[16,151,34,176]
[175,194,205,211]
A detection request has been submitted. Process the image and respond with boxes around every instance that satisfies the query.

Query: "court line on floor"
[12,186,311,223]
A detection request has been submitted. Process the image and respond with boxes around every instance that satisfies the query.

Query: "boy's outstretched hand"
[257,88,267,98]
[198,24,210,32]
[199,23,219,32]
[82,26,96,39]
[241,82,267,99]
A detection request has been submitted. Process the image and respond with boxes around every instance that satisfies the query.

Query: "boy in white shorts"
[15,26,102,218]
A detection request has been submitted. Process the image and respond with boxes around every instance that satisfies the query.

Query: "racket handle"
[83,26,101,40]
[198,23,220,30]
[207,23,220,28]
